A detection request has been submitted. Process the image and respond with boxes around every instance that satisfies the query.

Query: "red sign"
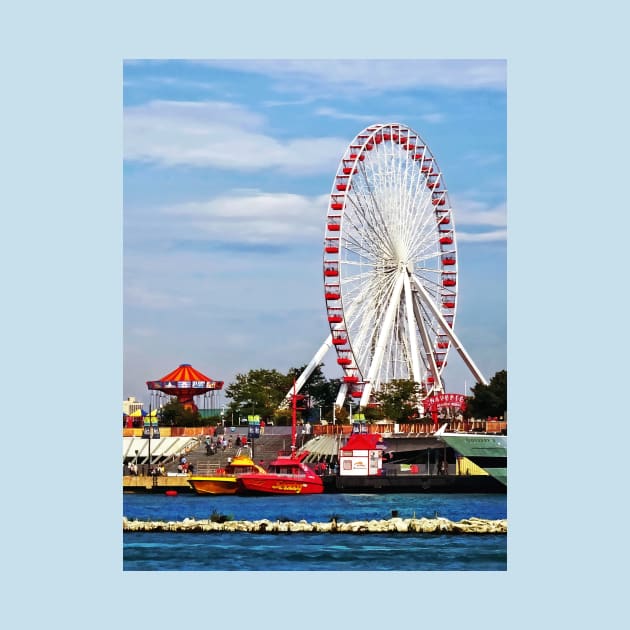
[422,393,466,429]
[422,393,466,410]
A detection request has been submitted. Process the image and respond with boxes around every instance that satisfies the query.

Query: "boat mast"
[290,379,306,458]
[291,380,297,456]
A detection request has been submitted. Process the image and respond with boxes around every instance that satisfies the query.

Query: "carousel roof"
[158,363,215,382]
[146,363,224,391]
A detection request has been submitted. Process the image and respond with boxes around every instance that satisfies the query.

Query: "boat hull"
[187,454,267,495]
[237,474,323,495]
[187,476,238,495]
[436,431,507,486]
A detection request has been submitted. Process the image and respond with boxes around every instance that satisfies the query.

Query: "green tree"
[363,403,385,423]
[158,399,202,427]
[465,370,507,419]
[287,363,340,422]
[333,405,349,425]
[373,379,423,423]
[224,368,292,423]
[287,363,341,421]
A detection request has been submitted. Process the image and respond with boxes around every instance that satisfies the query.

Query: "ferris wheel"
[289,123,486,409]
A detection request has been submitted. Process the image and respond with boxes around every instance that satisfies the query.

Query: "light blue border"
[6,0,615,626]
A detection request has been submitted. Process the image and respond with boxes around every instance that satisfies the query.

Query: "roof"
[146,363,224,391]
[340,433,386,452]
[158,363,215,382]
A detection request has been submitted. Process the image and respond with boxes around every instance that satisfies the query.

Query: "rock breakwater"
[123,516,506,534]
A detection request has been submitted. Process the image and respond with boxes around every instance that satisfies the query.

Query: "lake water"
[123,492,507,571]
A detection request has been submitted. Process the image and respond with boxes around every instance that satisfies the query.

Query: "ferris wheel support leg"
[335,382,349,409]
[360,271,406,407]
[403,272,423,385]
[410,285,443,395]
[282,335,333,406]
[411,275,488,386]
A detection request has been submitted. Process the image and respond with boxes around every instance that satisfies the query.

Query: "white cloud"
[199,60,507,92]
[315,107,386,123]
[457,229,507,242]
[124,285,195,310]
[453,199,506,228]
[124,99,344,172]
[314,107,446,126]
[160,191,329,245]
[420,112,446,124]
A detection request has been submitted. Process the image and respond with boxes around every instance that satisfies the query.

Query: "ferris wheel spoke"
[345,192,396,257]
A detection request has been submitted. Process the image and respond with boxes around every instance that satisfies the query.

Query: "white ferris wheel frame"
[287,123,486,409]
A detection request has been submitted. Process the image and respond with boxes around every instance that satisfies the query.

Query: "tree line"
[157,365,507,428]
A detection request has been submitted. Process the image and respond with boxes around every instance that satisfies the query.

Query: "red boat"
[236,449,323,495]
[236,382,324,495]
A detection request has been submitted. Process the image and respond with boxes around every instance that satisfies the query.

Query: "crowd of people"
[203,433,249,456]
[176,455,194,474]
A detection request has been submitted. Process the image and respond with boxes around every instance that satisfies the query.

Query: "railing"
[313,419,506,437]
[194,462,222,475]
[123,419,506,443]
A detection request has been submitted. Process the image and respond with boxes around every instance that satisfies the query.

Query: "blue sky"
[123,60,506,408]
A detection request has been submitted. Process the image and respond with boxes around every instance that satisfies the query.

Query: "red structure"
[146,363,224,412]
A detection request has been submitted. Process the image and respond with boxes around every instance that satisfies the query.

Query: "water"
[123,492,507,571]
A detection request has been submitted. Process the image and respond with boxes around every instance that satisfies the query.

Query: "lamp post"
[348,401,354,424]
[142,405,160,476]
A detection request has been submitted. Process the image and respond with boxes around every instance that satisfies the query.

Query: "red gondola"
[337,357,352,366]
[325,236,339,253]
[343,375,359,383]
[442,257,456,266]
[328,223,340,231]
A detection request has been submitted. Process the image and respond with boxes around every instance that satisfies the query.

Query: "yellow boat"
[187,454,267,495]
